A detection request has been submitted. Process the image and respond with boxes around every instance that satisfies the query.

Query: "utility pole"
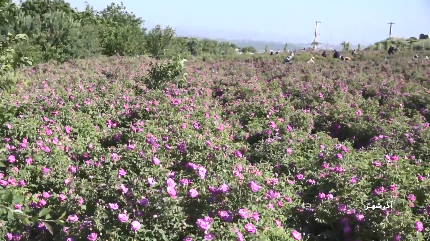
[313,21,321,50]
[387,22,395,38]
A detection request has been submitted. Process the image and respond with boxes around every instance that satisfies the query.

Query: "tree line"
[0,0,255,65]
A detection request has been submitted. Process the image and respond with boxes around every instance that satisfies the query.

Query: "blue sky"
[16,0,430,45]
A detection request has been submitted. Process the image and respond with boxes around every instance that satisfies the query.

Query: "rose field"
[0,52,429,241]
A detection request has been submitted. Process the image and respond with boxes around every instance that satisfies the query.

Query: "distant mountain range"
[177,34,367,52]
[221,39,304,51]
[217,39,368,52]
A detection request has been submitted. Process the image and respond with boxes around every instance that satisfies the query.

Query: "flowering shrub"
[0,53,428,240]
[143,54,188,90]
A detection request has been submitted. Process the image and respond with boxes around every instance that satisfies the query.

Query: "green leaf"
[55,219,65,226]
[43,222,53,234]
[38,208,50,217]
[31,215,39,222]
[416,232,423,241]
[20,217,31,226]
[12,194,24,204]
[0,162,6,167]
[7,211,13,219]
[3,190,13,203]
[12,209,24,214]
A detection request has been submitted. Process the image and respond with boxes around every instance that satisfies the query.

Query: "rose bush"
[0,52,428,240]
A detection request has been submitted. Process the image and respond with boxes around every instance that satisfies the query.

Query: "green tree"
[187,39,198,56]
[219,41,236,55]
[283,43,288,51]
[1,0,252,63]
[341,41,347,51]
[19,0,78,21]
[0,0,22,35]
[201,38,220,55]
[15,10,100,63]
[145,24,175,58]
[0,0,32,77]
[98,2,146,56]
[168,37,189,56]
[311,41,320,50]
[0,0,32,90]
[264,45,268,53]
[241,46,257,54]
[345,42,350,51]
[75,2,100,26]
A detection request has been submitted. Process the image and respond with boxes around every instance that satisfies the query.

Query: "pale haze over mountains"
[174,28,363,51]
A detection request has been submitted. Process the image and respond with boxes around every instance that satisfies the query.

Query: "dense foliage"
[1,0,243,65]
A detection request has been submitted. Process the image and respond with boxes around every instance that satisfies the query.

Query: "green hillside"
[366,37,430,51]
